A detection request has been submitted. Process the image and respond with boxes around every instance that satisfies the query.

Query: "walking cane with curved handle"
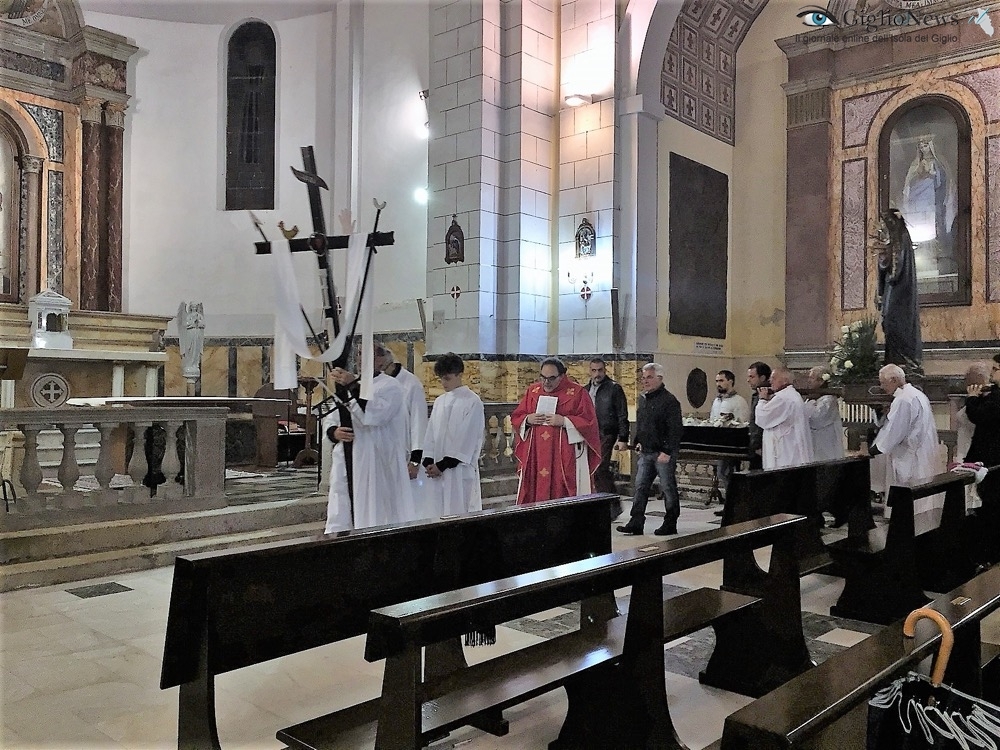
[903,607,954,687]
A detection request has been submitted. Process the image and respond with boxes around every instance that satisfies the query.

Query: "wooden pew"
[159,494,616,750]
[722,457,875,592]
[717,563,1000,750]
[359,514,811,750]
[828,471,977,624]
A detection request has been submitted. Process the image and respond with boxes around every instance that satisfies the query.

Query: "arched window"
[0,128,19,302]
[225,21,276,211]
[878,96,971,306]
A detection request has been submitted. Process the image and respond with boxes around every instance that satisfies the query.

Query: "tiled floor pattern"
[3,493,999,749]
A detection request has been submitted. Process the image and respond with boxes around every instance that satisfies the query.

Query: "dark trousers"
[595,433,622,519]
[593,433,618,494]
[630,452,679,526]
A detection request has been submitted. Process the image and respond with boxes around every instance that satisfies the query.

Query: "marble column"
[79,98,104,311]
[784,85,833,350]
[104,103,126,312]
[20,155,44,300]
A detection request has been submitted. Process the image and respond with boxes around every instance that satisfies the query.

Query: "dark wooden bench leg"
[553,575,685,750]
[831,495,927,624]
[375,643,422,750]
[705,534,814,696]
[178,674,222,750]
[421,639,510,740]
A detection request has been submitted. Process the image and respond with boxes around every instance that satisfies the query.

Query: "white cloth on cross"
[271,232,376,397]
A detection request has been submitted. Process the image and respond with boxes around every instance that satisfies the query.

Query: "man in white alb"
[423,352,486,516]
[378,342,431,518]
[323,355,415,533]
[754,367,814,469]
[869,364,942,529]
[803,366,845,462]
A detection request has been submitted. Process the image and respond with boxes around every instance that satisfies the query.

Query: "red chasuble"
[511,376,602,504]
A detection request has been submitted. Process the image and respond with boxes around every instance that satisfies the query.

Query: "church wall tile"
[163,348,184,396]
[572,318,599,353]
[561,131,587,162]
[235,347,263,398]
[458,21,485,54]
[573,156,599,187]
[586,126,614,159]
[586,181,612,212]
[446,1,473,31]
[199,346,229,398]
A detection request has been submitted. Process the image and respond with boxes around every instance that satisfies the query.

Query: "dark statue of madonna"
[874,208,922,368]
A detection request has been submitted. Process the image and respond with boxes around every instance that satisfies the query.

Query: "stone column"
[784,84,833,351]
[425,0,504,356]
[20,155,44,300]
[104,102,126,312]
[79,98,104,311]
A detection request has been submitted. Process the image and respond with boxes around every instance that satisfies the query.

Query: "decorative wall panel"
[20,102,64,162]
[660,0,769,145]
[46,169,63,294]
[841,158,867,310]
[988,136,1000,302]
[842,88,903,149]
[950,67,1000,124]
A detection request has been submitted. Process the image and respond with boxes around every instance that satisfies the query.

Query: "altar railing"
[480,402,518,478]
[0,406,227,522]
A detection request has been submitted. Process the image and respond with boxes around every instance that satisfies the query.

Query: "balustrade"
[0,406,227,521]
[480,402,518,478]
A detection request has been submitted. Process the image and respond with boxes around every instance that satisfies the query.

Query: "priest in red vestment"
[511,357,602,504]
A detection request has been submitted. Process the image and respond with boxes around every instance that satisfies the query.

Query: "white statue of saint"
[178,301,205,381]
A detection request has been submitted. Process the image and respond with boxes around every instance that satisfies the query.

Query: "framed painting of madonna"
[878,96,971,306]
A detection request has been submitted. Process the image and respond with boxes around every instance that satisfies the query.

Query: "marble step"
[1,495,327,565]
[0,519,327,592]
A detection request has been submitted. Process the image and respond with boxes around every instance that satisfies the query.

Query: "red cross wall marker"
[580,285,592,301]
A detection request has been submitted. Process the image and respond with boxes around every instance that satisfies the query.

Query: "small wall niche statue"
[177,301,206,391]
[28,290,73,349]
[873,209,922,369]
[445,215,465,264]
[575,218,596,258]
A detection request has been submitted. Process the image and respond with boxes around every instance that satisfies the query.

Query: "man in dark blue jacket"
[618,363,683,536]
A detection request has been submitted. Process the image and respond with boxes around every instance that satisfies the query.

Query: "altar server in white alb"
[379,343,431,517]
[869,364,942,528]
[754,367,814,469]
[803,366,845,462]
[422,352,486,516]
[323,358,415,533]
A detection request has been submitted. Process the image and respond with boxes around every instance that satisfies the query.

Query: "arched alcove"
[878,95,972,306]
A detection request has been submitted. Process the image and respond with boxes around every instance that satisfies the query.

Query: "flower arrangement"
[829,317,880,385]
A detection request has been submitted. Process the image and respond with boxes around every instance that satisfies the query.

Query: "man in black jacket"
[965,354,1000,565]
[587,358,630,519]
[618,363,683,536]
[746,361,772,470]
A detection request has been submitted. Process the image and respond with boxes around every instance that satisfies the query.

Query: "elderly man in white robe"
[378,343,431,518]
[754,367,814,469]
[422,353,486,516]
[803,366,845,462]
[323,360,415,533]
[869,364,943,531]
